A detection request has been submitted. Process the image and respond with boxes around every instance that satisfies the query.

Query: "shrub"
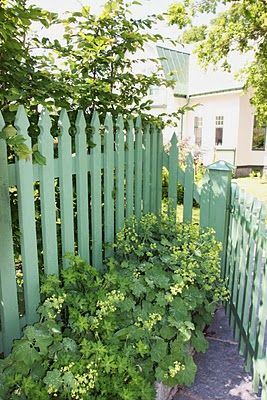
[0,213,228,399]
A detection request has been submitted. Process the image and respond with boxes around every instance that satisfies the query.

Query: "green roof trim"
[156,46,189,96]
[188,87,244,97]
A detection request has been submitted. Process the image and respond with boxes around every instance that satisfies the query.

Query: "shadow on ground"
[174,307,260,400]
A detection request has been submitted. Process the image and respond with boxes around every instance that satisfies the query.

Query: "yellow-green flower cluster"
[43,294,66,318]
[167,361,185,378]
[135,313,162,331]
[70,363,98,399]
[91,290,125,328]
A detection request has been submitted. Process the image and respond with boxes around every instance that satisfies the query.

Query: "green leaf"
[151,339,167,363]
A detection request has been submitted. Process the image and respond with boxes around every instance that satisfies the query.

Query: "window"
[194,116,203,147]
[252,116,266,150]
[215,116,224,146]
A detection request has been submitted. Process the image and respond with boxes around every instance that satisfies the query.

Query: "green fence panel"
[115,115,125,233]
[58,109,74,268]
[183,153,194,223]
[75,111,90,263]
[168,133,178,217]
[126,119,134,219]
[0,112,20,355]
[143,125,151,214]
[134,116,143,220]
[90,111,102,270]
[15,106,40,325]
[38,108,59,275]
[104,113,114,257]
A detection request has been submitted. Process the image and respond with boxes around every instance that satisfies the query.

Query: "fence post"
[206,160,233,277]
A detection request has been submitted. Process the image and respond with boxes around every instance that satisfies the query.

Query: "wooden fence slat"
[143,125,151,214]
[38,108,59,275]
[168,133,178,217]
[200,171,210,229]
[134,116,143,220]
[126,119,134,219]
[115,115,125,232]
[58,109,74,268]
[156,128,163,215]
[150,125,158,214]
[0,112,20,354]
[104,113,114,257]
[75,111,90,263]
[15,106,40,325]
[183,153,194,223]
[90,111,102,270]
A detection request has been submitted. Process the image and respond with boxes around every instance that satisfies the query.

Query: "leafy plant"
[0,213,228,399]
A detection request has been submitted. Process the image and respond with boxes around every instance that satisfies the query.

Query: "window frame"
[215,115,224,146]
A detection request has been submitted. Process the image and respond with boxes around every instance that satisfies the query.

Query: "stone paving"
[174,307,260,400]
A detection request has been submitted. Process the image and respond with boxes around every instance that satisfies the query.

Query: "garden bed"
[0,213,228,400]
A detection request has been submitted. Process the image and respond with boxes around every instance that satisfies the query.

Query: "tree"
[168,0,267,123]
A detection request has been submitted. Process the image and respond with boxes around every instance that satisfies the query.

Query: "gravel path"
[174,307,260,400]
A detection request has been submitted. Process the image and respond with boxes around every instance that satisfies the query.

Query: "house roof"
[156,45,189,97]
[156,45,252,97]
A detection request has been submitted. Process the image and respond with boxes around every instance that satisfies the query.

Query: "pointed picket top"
[14,105,30,135]
[104,112,113,131]
[186,152,194,168]
[91,110,100,132]
[75,110,86,133]
[135,115,142,130]
[38,108,52,135]
[0,111,5,131]
[116,114,124,131]
[170,132,178,146]
[58,109,71,135]
[127,118,134,131]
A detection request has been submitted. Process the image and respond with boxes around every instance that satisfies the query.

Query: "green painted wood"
[115,115,125,232]
[38,108,59,275]
[150,125,158,214]
[183,153,194,223]
[126,119,134,219]
[104,113,114,257]
[168,133,178,216]
[14,106,40,325]
[237,192,253,355]
[75,111,90,263]
[200,171,210,229]
[0,112,21,354]
[90,111,102,270]
[143,125,151,214]
[156,128,163,215]
[134,116,143,220]
[58,109,74,268]
[206,160,233,276]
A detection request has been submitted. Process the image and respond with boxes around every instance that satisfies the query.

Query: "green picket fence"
[1,105,265,398]
[225,183,267,399]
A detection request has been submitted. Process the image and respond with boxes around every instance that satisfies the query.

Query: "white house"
[145,45,267,176]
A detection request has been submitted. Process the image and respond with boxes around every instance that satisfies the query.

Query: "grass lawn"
[233,176,267,207]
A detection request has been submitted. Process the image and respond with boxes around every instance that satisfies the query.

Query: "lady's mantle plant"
[0,213,228,399]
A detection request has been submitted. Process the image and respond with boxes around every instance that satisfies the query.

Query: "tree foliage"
[168,0,267,123]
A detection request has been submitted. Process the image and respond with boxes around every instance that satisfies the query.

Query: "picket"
[156,128,163,214]
[134,116,143,220]
[104,113,114,257]
[38,108,59,275]
[125,119,134,219]
[183,153,194,223]
[58,109,75,267]
[0,112,20,355]
[90,111,102,270]
[150,125,158,213]
[15,106,40,325]
[168,133,178,216]
[75,111,90,263]
[143,124,151,214]
[115,115,125,233]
